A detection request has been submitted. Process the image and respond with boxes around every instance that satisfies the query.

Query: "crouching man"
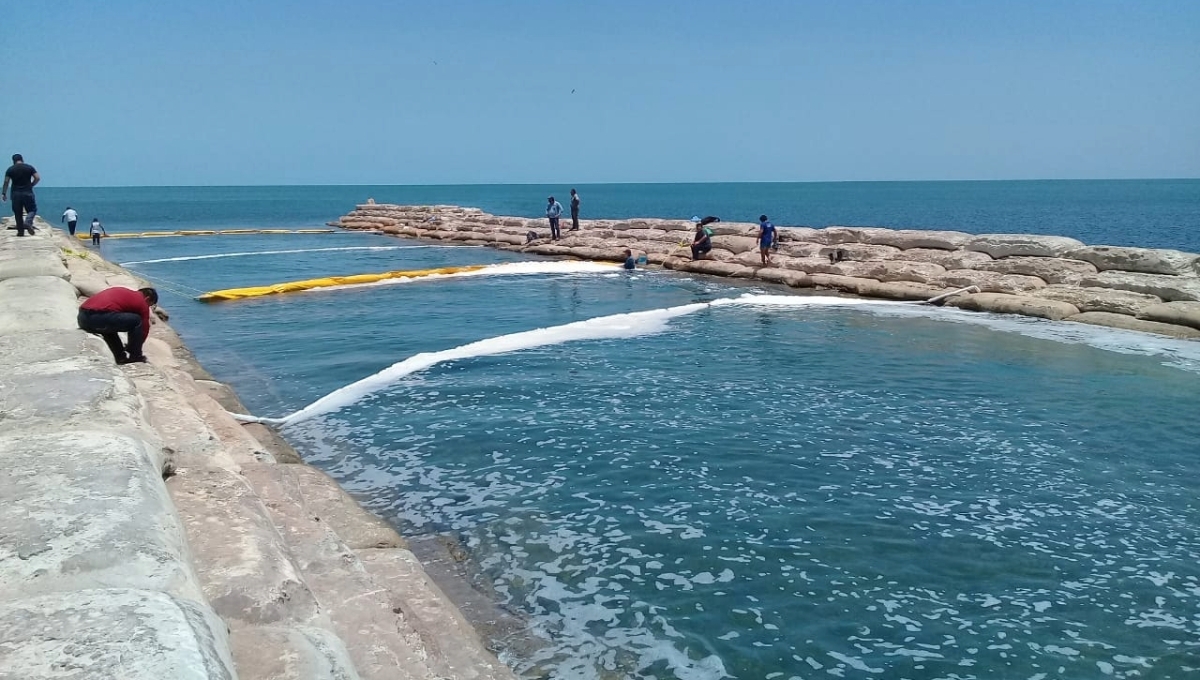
[77,286,158,364]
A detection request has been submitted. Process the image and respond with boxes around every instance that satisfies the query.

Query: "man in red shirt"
[77,287,159,364]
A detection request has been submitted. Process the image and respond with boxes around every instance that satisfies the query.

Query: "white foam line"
[120,244,477,266]
[231,294,905,426]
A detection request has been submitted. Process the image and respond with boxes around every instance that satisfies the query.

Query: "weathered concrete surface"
[0,588,236,680]
[946,292,1081,321]
[1137,301,1200,331]
[330,203,1200,339]
[1067,312,1200,339]
[1,220,520,680]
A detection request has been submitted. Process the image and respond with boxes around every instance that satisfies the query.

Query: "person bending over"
[77,286,158,364]
[691,222,714,260]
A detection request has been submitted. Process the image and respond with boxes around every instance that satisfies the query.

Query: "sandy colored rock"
[0,251,68,281]
[815,226,895,245]
[853,280,947,301]
[974,256,1099,285]
[711,235,761,254]
[1080,270,1200,302]
[886,247,994,269]
[229,625,363,680]
[1066,245,1200,276]
[849,260,947,284]
[816,243,903,261]
[810,274,880,295]
[1031,285,1161,316]
[754,268,812,287]
[965,234,1086,259]
[1067,311,1200,339]
[939,269,1047,294]
[865,229,973,251]
[0,275,80,331]
[1136,301,1200,330]
[947,293,1079,320]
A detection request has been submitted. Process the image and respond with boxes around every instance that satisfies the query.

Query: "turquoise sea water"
[74,182,1200,679]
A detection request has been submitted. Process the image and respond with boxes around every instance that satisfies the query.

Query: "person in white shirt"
[62,207,79,236]
[89,218,107,246]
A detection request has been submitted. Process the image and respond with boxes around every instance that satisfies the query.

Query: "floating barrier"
[76,228,339,240]
[197,261,620,302]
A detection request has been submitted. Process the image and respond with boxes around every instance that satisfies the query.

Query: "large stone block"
[753,268,811,287]
[0,430,199,602]
[288,465,405,551]
[0,588,235,680]
[229,625,362,680]
[974,256,1098,285]
[0,276,79,332]
[710,235,760,254]
[1066,312,1200,339]
[814,226,895,245]
[864,229,972,251]
[1031,285,1161,316]
[1136,301,1200,330]
[886,247,994,270]
[1065,245,1200,276]
[0,251,67,281]
[965,234,1086,258]
[1079,271,1200,302]
[0,352,144,430]
[939,270,1047,294]
[850,261,947,284]
[947,293,1079,320]
[854,280,947,302]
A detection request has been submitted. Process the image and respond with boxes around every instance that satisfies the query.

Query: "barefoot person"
[2,154,40,236]
[756,214,776,266]
[77,287,159,364]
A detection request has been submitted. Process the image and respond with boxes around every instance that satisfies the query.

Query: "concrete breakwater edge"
[0,217,517,680]
[334,203,1200,339]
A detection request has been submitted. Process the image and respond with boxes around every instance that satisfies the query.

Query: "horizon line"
[33,177,1200,190]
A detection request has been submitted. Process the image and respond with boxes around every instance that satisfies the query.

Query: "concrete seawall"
[333,204,1200,340]
[0,217,516,680]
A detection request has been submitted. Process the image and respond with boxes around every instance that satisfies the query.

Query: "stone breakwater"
[0,217,516,680]
[333,203,1200,339]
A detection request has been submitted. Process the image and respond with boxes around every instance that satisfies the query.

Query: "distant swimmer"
[62,206,79,236]
[546,196,563,240]
[691,221,714,260]
[756,214,776,266]
[623,249,636,270]
[89,217,107,246]
[2,153,40,236]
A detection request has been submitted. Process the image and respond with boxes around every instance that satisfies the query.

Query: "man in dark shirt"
[2,154,41,236]
[77,287,159,364]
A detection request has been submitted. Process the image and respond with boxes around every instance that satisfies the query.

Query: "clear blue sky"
[5,0,1198,186]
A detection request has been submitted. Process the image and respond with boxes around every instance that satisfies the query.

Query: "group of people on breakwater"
[543,189,583,239]
[2,152,107,243]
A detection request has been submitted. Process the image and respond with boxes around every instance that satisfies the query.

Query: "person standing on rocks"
[756,214,776,266]
[546,196,563,240]
[62,206,79,236]
[77,286,159,364]
[569,189,581,231]
[89,217,107,245]
[2,154,40,236]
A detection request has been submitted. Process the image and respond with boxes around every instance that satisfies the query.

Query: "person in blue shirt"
[756,214,776,266]
[546,196,563,240]
[622,248,636,270]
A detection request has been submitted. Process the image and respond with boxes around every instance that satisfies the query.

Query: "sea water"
[83,182,1200,679]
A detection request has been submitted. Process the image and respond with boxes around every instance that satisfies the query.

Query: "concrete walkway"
[0,218,517,679]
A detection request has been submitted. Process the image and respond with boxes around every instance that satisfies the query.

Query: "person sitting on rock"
[77,286,158,364]
[691,222,714,260]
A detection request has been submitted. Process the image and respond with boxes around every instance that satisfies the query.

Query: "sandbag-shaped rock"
[886,248,994,270]
[1080,271,1200,302]
[707,222,759,236]
[939,270,1047,294]
[809,274,880,294]
[1067,311,1200,339]
[974,256,1098,285]
[947,293,1079,320]
[854,280,947,301]
[851,261,947,284]
[1136,301,1200,330]
[711,235,761,254]
[754,268,811,288]
[965,234,1085,258]
[679,260,756,278]
[864,229,972,251]
[1065,245,1200,277]
[812,227,893,245]
[1031,285,1161,316]
[776,241,822,258]
[817,244,902,261]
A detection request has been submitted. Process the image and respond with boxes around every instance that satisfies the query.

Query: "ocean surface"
[50,181,1200,679]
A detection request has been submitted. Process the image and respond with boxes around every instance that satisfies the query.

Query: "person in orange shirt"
[77,287,159,364]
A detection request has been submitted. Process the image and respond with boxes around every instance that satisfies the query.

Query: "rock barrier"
[331,204,1200,339]
[0,217,516,680]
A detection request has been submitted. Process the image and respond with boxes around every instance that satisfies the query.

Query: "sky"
[4,0,1198,186]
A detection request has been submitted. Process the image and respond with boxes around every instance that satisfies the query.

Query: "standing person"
[756,214,776,266]
[62,206,79,236]
[89,217,107,246]
[546,196,563,240]
[1,154,40,236]
[569,188,581,231]
[77,286,159,364]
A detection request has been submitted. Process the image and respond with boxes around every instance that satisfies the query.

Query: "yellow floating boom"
[77,229,337,240]
[197,265,490,302]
